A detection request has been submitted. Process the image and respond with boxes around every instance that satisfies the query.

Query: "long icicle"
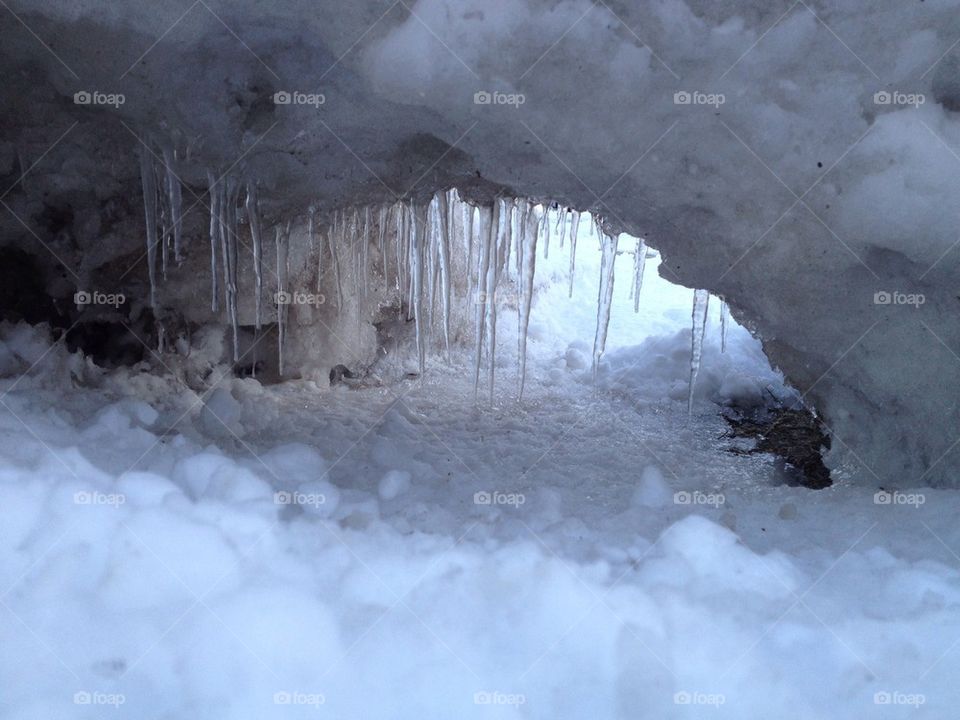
[720,300,729,353]
[633,237,648,313]
[410,202,426,376]
[688,289,710,414]
[206,170,220,312]
[276,221,291,376]
[518,201,539,400]
[473,205,493,402]
[486,199,502,405]
[162,144,183,264]
[592,231,619,383]
[246,182,264,333]
[437,190,452,361]
[541,204,551,259]
[568,210,581,298]
[329,210,343,311]
[139,146,159,309]
[219,178,240,363]
[463,200,475,305]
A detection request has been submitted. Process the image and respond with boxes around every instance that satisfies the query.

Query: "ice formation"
[688,289,710,415]
[591,229,619,382]
[138,146,159,309]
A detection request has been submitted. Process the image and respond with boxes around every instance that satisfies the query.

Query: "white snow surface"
[0,258,955,719]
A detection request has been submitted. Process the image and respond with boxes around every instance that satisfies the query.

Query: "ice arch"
[0,0,958,485]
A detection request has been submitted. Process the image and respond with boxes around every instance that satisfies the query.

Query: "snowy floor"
[1,248,958,719]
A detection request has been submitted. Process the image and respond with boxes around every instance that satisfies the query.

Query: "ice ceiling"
[1,0,960,486]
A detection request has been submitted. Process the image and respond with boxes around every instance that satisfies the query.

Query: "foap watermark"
[874,490,925,508]
[674,690,726,707]
[674,490,725,507]
[274,490,326,508]
[674,90,725,108]
[874,690,925,707]
[73,90,125,108]
[473,289,521,305]
[275,290,325,307]
[873,90,925,108]
[74,490,126,508]
[474,691,526,706]
[873,290,924,308]
[273,90,325,108]
[73,691,125,707]
[273,691,326,708]
[474,490,525,508]
[474,90,525,108]
[75,290,126,308]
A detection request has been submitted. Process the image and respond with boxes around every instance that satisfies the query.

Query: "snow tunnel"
[2,0,960,717]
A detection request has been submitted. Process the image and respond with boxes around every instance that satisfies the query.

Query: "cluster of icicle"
[136,151,718,408]
[138,144,184,311]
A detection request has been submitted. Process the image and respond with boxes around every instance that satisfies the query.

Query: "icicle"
[496,197,512,279]
[158,196,169,282]
[362,206,371,298]
[206,170,220,312]
[501,198,513,279]
[276,221,291,376]
[328,210,343,311]
[591,231,619,382]
[378,205,388,278]
[463,200,475,304]
[632,238,648,313]
[557,209,567,250]
[426,196,440,338]
[308,205,317,252]
[162,145,183,263]
[473,205,493,402]
[541,205,551,260]
[219,178,240,363]
[437,191,452,361]
[485,199,502,404]
[139,146,159,309]
[396,202,406,318]
[720,300,729,353]
[245,182,263,378]
[517,201,539,400]
[348,208,361,303]
[688,289,710,414]
[568,210,581,298]
[410,202,426,376]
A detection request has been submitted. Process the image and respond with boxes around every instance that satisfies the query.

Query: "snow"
[0,235,956,718]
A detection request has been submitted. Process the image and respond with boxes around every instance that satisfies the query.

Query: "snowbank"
[1,324,957,719]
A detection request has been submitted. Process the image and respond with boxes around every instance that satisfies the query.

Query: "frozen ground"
[0,247,957,719]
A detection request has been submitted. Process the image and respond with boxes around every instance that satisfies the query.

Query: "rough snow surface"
[0,272,954,719]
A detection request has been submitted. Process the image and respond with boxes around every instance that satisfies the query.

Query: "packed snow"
[0,236,954,719]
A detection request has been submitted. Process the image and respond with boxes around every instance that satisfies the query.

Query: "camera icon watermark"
[874,690,925,707]
[473,691,526,706]
[273,691,326,707]
[74,490,126,508]
[873,490,925,507]
[673,90,725,108]
[273,90,325,108]
[873,90,925,108]
[674,490,725,507]
[673,690,725,707]
[74,290,126,308]
[274,490,326,508]
[474,90,526,108]
[73,90,125,108]
[275,290,325,307]
[473,490,525,507]
[873,290,924,308]
[73,690,125,707]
